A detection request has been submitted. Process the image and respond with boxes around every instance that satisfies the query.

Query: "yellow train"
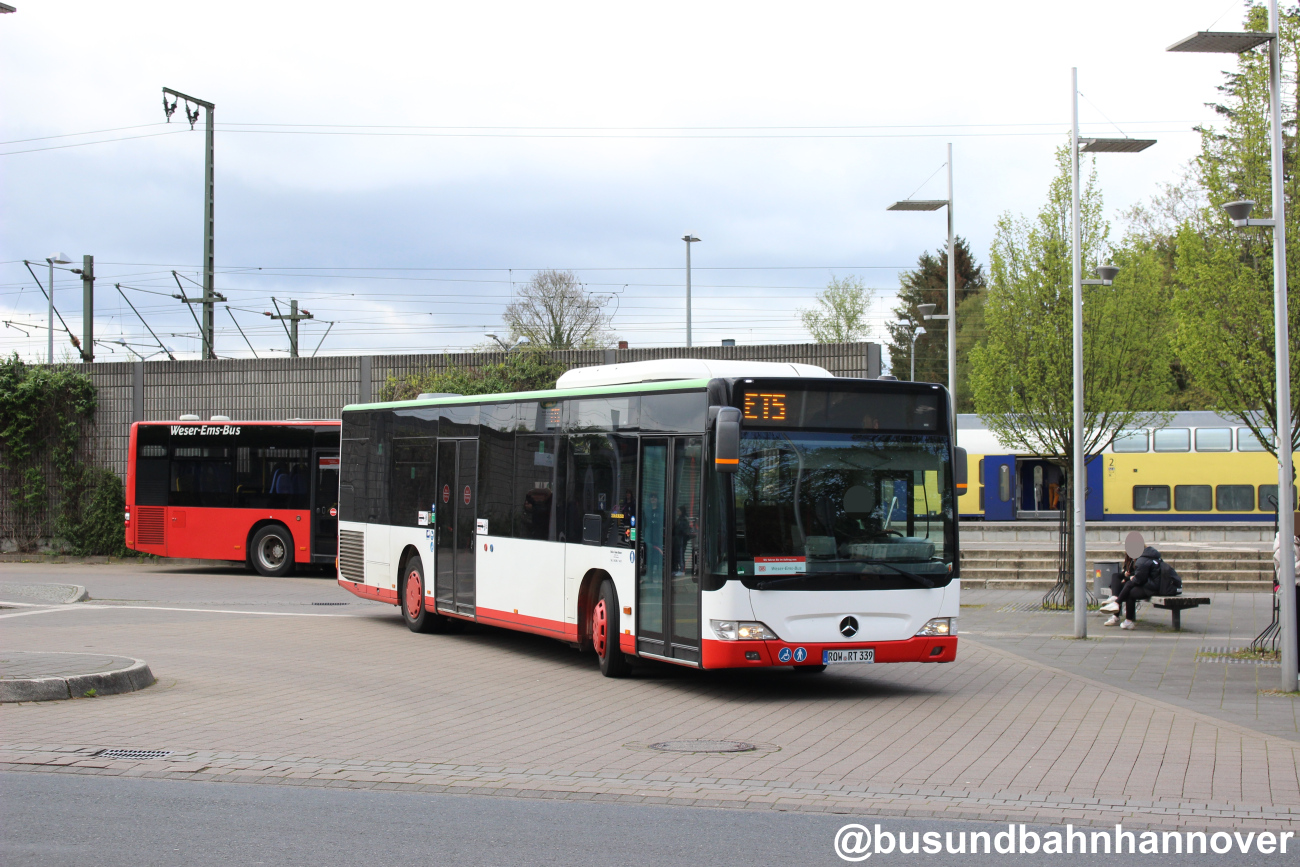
[956,411,1297,522]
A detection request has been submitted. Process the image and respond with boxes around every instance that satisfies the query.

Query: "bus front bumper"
[700,635,957,669]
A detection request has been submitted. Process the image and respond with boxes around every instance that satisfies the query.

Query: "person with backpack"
[1100,533,1167,629]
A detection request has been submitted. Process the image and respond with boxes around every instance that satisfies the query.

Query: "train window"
[1238,428,1270,452]
[1112,430,1148,453]
[1260,485,1299,512]
[1152,429,1190,452]
[1174,485,1212,511]
[1216,485,1255,511]
[1194,428,1232,452]
[1133,486,1169,511]
[998,464,1011,502]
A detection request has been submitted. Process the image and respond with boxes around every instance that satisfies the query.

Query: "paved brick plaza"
[2,562,1298,830]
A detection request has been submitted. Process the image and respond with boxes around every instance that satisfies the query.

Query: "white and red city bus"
[126,418,341,575]
[336,359,964,676]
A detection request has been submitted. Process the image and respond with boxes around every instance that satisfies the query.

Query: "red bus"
[125,418,341,576]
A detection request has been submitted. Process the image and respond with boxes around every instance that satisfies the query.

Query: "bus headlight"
[915,617,954,637]
[710,620,779,641]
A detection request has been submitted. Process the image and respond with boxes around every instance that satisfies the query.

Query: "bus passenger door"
[311,451,339,561]
[435,440,457,611]
[434,439,477,618]
[636,436,701,663]
[455,440,478,616]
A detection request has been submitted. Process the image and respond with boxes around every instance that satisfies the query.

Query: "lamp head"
[47,252,71,265]
[917,303,937,318]
[682,234,700,243]
[1095,264,1120,284]
[1223,200,1256,224]
[914,327,927,337]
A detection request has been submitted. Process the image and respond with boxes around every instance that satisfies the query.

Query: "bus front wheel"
[401,559,462,634]
[594,579,632,678]
[251,525,295,577]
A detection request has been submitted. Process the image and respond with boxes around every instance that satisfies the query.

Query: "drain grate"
[96,749,173,760]
[311,602,348,606]
[649,739,756,753]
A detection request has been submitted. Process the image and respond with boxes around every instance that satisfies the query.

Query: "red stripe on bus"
[337,578,398,606]
[476,606,579,641]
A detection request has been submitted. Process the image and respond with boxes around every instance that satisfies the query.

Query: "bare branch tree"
[503,270,614,349]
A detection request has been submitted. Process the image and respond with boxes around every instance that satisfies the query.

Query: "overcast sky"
[0,1,1254,366]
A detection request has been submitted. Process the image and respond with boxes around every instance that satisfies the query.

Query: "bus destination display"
[739,389,942,431]
[743,392,787,422]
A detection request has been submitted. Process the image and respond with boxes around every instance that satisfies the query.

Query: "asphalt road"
[0,772,1283,866]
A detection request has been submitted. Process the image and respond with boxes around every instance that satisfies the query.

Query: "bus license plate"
[823,648,874,665]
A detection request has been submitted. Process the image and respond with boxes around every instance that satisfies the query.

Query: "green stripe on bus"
[343,378,713,412]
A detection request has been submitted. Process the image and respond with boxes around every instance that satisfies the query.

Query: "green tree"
[503,269,614,349]
[381,349,568,401]
[883,237,987,409]
[800,275,876,343]
[1168,3,1300,458]
[969,145,1171,490]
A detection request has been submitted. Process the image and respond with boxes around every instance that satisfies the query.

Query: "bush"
[381,350,568,401]
[55,468,128,557]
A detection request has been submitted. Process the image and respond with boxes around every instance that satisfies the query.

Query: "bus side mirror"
[953,447,968,496]
[714,407,741,474]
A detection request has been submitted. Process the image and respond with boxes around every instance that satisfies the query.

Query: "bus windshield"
[721,430,954,590]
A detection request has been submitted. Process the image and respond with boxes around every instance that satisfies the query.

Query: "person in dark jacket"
[1100,545,1161,629]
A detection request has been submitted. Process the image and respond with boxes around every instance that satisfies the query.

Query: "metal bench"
[1150,596,1210,631]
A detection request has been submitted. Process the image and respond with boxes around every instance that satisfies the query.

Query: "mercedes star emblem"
[839,616,859,637]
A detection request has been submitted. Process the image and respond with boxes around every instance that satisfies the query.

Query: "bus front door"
[311,450,339,562]
[636,436,702,664]
[435,439,478,618]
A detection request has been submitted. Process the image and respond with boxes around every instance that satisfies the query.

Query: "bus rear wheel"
[594,579,632,678]
[251,525,295,577]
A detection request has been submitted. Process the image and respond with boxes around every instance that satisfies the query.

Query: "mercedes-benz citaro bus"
[336,359,965,677]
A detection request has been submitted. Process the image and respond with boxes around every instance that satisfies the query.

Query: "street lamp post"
[908,325,926,381]
[1169,8,1298,694]
[1168,6,1297,690]
[1069,68,1155,639]
[45,252,70,364]
[682,234,700,348]
[888,143,956,402]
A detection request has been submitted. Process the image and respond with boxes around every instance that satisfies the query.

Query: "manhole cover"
[648,739,756,753]
[96,749,172,760]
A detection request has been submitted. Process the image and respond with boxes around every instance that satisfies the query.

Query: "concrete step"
[965,577,1273,592]
[958,519,1276,546]
[961,559,1273,575]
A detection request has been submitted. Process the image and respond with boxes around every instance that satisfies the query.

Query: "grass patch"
[1198,648,1281,662]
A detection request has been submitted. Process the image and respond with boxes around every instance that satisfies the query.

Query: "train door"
[1085,454,1105,521]
[983,456,1016,521]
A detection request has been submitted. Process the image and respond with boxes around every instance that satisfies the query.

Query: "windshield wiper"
[753,560,936,590]
[855,559,936,589]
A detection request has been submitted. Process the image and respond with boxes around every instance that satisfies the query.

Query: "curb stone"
[0,657,154,702]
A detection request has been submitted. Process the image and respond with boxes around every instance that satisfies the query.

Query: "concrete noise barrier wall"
[82,341,881,478]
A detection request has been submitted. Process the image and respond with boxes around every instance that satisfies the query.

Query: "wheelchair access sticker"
[777,647,792,663]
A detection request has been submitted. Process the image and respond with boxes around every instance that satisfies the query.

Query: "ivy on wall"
[0,355,126,555]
